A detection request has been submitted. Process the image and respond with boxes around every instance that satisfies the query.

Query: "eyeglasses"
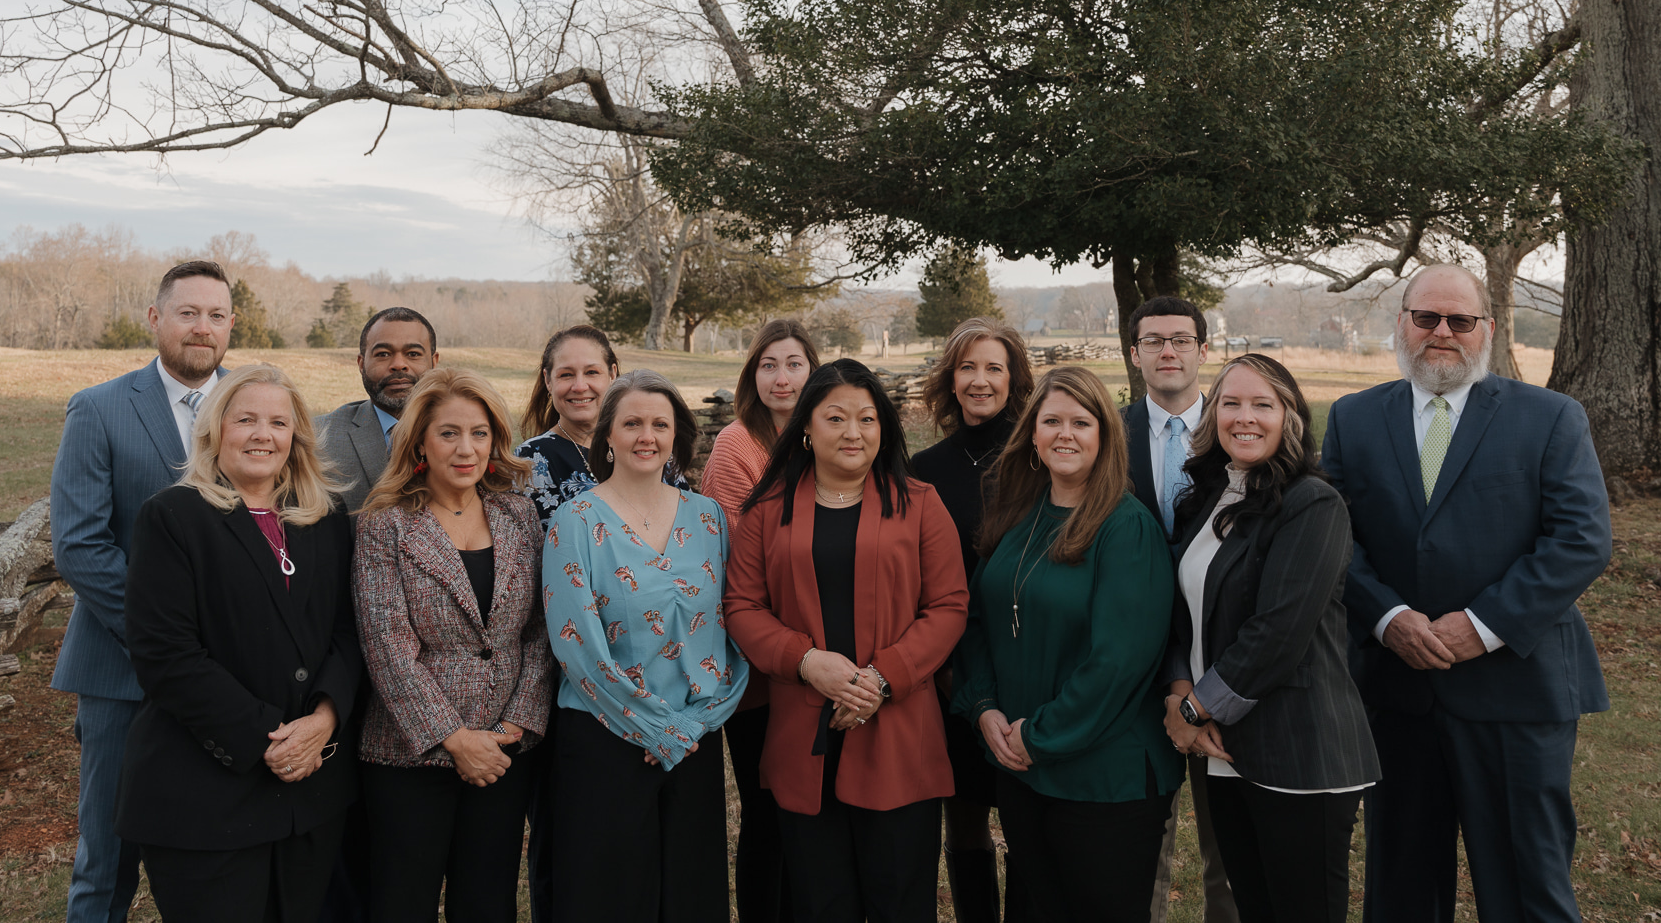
[1404,310,1487,334]
[1135,335,1200,353]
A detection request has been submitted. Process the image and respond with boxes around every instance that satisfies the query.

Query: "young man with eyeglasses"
[1323,264,1610,923]
[1120,296,1240,923]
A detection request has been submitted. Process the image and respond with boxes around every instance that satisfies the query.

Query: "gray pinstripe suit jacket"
[1167,475,1380,790]
[50,359,223,701]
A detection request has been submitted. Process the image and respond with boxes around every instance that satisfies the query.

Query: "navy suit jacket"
[1120,399,1162,534]
[51,360,224,701]
[1321,375,1611,724]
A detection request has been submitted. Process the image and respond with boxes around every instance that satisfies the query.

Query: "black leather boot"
[945,846,1001,923]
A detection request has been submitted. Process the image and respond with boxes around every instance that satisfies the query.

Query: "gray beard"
[1397,332,1492,394]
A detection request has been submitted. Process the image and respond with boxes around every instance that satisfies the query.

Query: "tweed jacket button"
[294,667,310,682]
[479,648,493,660]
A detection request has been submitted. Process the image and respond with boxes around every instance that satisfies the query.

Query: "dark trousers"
[142,816,346,923]
[1205,776,1362,923]
[553,708,729,923]
[1362,706,1581,923]
[1151,755,1239,923]
[994,771,1173,923]
[361,754,533,923]
[527,711,561,923]
[726,705,793,923]
[776,792,940,923]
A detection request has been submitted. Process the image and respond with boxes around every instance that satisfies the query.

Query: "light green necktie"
[1421,395,1451,504]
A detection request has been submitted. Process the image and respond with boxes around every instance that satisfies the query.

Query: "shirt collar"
[1146,392,1204,433]
[154,357,218,406]
[374,404,399,441]
[1409,378,1475,419]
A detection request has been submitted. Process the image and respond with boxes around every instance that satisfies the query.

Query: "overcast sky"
[0,104,1110,290]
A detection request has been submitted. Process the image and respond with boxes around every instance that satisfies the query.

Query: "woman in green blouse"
[953,366,1182,923]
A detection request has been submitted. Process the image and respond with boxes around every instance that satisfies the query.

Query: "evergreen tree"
[95,314,151,349]
[915,246,1000,341]
[228,279,285,349]
[306,318,337,348]
[317,282,369,348]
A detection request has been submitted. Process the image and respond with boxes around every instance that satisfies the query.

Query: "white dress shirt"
[155,358,220,454]
[1145,393,1204,511]
[1372,379,1504,652]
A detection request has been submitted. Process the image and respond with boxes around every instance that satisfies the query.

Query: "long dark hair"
[742,359,914,523]
[734,319,821,454]
[1175,353,1323,538]
[977,367,1129,565]
[588,370,698,483]
[519,324,620,438]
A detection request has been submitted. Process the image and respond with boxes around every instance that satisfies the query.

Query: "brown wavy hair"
[363,367,532,515]
[179,363,342,526]
[977,366,1130,565]
[921,317,1035,435]
[519,324,620,439]
[734,319,821,454]
[588,370,699,483]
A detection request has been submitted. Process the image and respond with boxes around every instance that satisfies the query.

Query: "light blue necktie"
[1160,416,1188,533]
[183,389,203,420]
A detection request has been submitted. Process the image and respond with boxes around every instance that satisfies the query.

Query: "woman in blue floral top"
[543,370,749,923]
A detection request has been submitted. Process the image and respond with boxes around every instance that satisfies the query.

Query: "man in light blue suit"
[51,260,234,923]
[1323,265,1611,923]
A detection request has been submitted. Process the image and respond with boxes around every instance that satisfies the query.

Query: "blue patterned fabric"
[543,490,748,770]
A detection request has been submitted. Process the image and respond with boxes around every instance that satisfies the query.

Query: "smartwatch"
[1178,695,1210,728]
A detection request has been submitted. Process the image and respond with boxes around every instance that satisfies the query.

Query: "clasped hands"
[264,697,338,783]
[1161,689,1233,762]
[442,722,524,787]
[977,710,1033,772]
[1383,608,1485,670]
[801,649,885,731]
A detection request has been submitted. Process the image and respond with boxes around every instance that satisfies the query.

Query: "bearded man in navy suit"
[1323,264,1611,923]
[51,260,234,922]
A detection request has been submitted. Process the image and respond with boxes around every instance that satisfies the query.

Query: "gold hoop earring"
[1029,451,1042,471]
[803,434,811,449]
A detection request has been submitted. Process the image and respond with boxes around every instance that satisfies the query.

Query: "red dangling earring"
[414,458,428,475]
[487,462,497,474]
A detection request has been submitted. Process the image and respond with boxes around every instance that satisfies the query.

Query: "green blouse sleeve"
[1021,505,1174,761]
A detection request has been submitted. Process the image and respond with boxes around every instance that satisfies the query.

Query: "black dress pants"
[142,815,346,923]
[994,770,1173,923]
[726,704,793,923]
[775,730,941,923]
[552,708,730,923]
[527,710,561,923]
[1205,776,1363,923]
[360,753,534,923]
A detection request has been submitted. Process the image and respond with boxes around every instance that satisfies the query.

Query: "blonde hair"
[178,363,341,526]
[362,367,532,515]
[977,366,1130,565]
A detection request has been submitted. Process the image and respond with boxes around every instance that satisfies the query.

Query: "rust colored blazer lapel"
[852,476,886,666]
[788,476,826,651]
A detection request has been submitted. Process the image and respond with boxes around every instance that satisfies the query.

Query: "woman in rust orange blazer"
[725,359,969,923]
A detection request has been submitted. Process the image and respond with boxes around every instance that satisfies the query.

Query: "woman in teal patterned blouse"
[542,370,750,923]
[952,366,1182,923]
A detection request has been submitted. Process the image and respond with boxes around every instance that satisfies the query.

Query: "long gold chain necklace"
[1009,499,1055,638]
[556,422,595,478]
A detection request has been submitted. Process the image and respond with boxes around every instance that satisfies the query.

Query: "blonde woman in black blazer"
[1163,355,1379,923]
[118,363,360,923]
[353,368,550,923]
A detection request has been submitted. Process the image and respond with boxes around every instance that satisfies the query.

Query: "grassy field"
[5,342,1641,923]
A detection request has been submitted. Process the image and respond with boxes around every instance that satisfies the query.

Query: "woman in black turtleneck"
[911,318,1035,923]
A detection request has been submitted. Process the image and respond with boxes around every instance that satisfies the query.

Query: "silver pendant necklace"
[249,509,298,576]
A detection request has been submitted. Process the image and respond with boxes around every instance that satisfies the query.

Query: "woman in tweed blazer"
[1163,355,1379,923]
[354,368,552,923]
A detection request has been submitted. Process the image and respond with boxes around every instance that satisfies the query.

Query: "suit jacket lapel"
[223,508,315,653]
[1425,376,1501,520]
[406,506,485,630]
[350,401,390,483]
[1383,381,1424,519]
[131,362,188,471]
[484,494,529,636]
[1124,400,1156,512]
[789,477,827,650]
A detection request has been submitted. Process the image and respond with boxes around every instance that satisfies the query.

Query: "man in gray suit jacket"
[317,308,438,514]
[1323,265,1611,923]
[51,260,234,923]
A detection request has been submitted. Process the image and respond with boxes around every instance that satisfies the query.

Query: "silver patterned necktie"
[1420,395,1451,504]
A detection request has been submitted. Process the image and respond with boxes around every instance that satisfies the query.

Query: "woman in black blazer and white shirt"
[118,363,361,923]
[1163,354,1379,923]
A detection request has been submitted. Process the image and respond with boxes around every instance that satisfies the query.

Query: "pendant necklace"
[249,509,298,576]
[815,477,866,505]
[611,486,670,530]
[1009,500,1053,638]
[430,491,473,518]
[556,422,595,478]
[963,444,1000,468]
